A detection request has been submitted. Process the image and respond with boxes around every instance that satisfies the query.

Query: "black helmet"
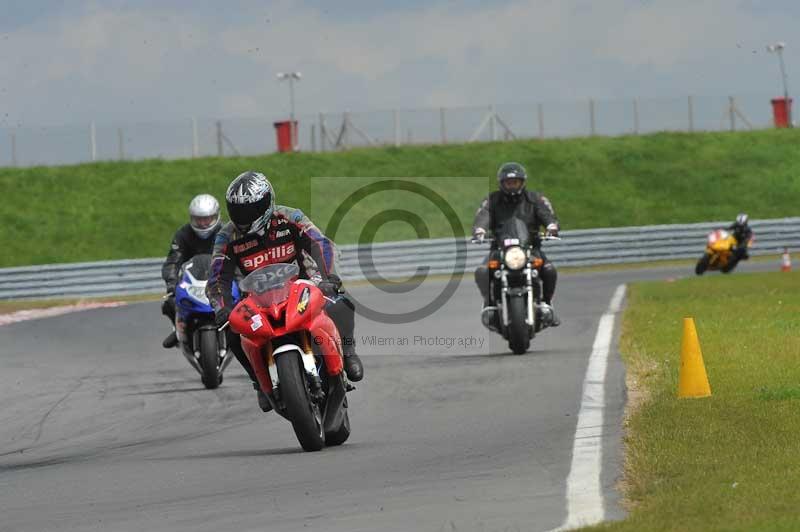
[497,162,527,196]
[735,213,749,228]
[225,171,275,234]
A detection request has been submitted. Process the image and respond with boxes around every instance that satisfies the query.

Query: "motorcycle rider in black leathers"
[473,162,562,327]
[207,171,363,412]
[727,212,753,266]
[160,194,222,348]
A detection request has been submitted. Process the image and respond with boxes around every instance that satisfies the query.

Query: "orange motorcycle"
[695,229,752,275]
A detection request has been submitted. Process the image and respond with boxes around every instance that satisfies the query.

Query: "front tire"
[507,296,530,355]
[695,254,710,275]
[276,353,325,452]
[199,329,221,389]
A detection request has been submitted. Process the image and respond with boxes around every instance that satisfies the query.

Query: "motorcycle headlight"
[504,246,527,270]
[188,284,209,304]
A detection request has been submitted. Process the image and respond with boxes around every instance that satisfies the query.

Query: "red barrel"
[770,98,793,128]
[273,120,297,152]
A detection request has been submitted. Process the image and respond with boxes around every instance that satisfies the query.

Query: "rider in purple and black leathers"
[206,171,363,411]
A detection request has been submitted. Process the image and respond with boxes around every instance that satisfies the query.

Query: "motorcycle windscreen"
[495,217,532,248]
[240,263,300,307]
[181,253,212,281]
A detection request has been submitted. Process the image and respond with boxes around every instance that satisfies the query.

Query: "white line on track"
[552,284,626,531]
[0,302,127,326]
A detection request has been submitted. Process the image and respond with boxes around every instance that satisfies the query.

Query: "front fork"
[498,268,537,328]
[179,324,234,377]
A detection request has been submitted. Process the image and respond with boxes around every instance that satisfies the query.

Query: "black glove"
[318,274,342,297]
[161,293,175,317]
[214,308,231,329]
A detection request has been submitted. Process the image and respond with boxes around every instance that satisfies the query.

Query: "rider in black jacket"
[727,213,753,263]
[160,194,222,348]
[473,162,561,327]
[207,171,363,412]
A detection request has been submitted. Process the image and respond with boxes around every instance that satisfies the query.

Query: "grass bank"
[3,129,800,267]
[587,270,800,531]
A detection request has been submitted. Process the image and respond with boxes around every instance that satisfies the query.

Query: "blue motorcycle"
[175,254,240,389]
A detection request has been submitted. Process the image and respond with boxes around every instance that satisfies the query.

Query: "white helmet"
[188,194,221,239]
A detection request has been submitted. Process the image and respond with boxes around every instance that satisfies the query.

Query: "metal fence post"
[90,121,97,161]
[393,109,400,146]
[489,105,496,141]
[216,121,223,156]
[688,96,695,132]
[537,103,545,139]
[311,124,316,152]
[439,107,447,144]
[589,99,596,136]
[10,132,17,166]
[191,117,199,158]
[319,113,328,151]
[633,98,640,134]
[343,111,350,148]
[117,128,124,160]
[729,96,736,131]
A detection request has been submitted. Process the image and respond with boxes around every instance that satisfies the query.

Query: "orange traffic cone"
[781,248,792,272]
[678,318,712,398]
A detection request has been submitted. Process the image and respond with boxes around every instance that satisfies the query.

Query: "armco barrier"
[1,218,798,300]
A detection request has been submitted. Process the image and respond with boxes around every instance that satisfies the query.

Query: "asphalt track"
[0,262,777,532]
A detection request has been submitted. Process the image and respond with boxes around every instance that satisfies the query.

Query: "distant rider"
[472,162,561,327]
[206,171,363,412]
[727,213,753,264]
[160,194,222,348]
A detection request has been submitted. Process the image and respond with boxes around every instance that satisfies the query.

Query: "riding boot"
[162,330,178,348]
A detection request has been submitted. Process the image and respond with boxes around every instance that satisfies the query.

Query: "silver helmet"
[735,213,749,227]
[188,194,221,239]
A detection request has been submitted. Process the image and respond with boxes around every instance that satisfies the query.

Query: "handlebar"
[471,234,562,244]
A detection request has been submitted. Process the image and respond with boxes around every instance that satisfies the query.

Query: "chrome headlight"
[504,246,527,270]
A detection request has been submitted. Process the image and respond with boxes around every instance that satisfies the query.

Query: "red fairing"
[308,311,343,375]
[229,300,274,340]
[242,336,273,393]
[285,282,343,376]
[229,281,343,382]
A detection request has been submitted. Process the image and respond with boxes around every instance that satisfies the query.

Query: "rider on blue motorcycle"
[161,194,222,348]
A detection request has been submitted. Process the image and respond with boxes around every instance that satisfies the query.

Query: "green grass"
[583,270,800,532]
[3,128,800,267]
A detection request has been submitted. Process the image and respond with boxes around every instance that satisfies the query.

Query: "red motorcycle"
[229,263,352,452]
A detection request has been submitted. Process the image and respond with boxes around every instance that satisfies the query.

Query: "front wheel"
[199,329,221,389]
[506,296,530,355]
[276,353,325,452]
[695,254,710,275]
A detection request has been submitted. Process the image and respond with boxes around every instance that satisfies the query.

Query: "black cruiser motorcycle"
[473,219,559,355]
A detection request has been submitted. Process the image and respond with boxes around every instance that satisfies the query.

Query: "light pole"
[277,71,302,149]
[767,42,791,127]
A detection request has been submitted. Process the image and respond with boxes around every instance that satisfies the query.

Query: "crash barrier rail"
[1,217,798,300]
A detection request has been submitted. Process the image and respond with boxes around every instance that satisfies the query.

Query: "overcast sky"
[0,0,797,128]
